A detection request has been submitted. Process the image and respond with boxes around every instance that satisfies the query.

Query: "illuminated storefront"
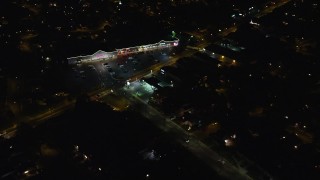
[67,39,179,64]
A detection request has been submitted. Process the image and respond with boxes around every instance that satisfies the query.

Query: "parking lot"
[65,48,172,94]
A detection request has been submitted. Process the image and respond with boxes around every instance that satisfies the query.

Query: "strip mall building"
[67,39,179,64]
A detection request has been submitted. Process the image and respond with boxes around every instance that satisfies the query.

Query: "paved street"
[121,87,253,180]
[0,1,290,179]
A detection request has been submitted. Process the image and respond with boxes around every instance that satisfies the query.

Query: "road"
[0,45,202,139]
[127,48,203,82]
[255,0,292,19]
[122,88,253,180]
[1,1,290,178]
[118,1,291,179]
[2,0,288,135]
